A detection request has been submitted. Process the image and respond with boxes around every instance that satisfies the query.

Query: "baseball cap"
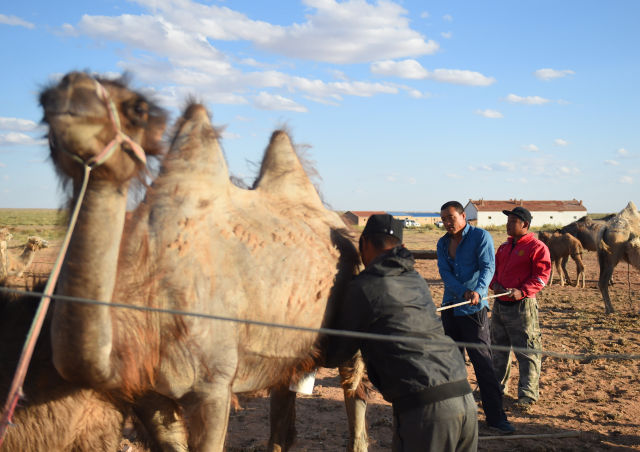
[502,206,532,224]
[362,214,404,242]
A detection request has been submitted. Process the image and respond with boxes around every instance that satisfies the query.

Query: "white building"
[464,199,588,228]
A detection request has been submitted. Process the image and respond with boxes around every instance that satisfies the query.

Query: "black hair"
[359,233,401,255]
[440,200,464,213]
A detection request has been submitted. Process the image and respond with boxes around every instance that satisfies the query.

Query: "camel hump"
[254,130,323,206]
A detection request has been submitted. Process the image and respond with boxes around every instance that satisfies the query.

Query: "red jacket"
[490,232,551,301]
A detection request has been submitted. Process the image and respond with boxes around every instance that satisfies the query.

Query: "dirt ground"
[6,228,640,451]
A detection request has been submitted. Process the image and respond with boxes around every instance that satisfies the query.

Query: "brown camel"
[41,71,365,451]
[560,215,610,252]
[597,201,640,314]
[3,236,49,278]
[538,231,585,287]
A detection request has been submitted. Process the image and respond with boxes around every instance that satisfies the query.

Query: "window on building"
[550,216,553,219]
[488,216,492,219]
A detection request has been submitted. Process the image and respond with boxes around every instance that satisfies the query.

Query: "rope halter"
[60,78,148,169]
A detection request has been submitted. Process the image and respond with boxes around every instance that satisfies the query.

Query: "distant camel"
[0,228,12,280]
[538,231,585,287]
[560,215,611,252]
[597,202,640,313]
[4,236,49,278]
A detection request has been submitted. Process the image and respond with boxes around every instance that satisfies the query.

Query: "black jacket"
[326,246,470,404]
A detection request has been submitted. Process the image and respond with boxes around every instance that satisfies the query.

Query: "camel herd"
[539,204,640,314]
[1,70,639,451]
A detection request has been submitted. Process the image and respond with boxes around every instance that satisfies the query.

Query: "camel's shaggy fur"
[538,231,585,287]
[40,71,366,452]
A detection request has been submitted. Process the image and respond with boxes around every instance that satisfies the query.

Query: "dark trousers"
[392,393,478,452]
[441,307,507,425]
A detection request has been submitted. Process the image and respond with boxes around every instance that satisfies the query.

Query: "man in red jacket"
[489,206,551,410]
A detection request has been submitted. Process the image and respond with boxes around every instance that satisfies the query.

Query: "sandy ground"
[6,228,640,451]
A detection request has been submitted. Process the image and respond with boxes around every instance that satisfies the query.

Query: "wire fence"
[1,285,639,363]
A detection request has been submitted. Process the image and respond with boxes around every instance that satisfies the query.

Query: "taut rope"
[0,78,146,446]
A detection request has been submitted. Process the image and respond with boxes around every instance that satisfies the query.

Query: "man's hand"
[508,288,524,300]
[464,290,481,305]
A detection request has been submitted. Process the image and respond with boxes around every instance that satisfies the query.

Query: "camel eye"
[134,101,148,116]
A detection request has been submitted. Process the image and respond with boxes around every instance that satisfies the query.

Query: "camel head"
[26,236,49,251]
[0,228,12,242]
[40,71,167,186]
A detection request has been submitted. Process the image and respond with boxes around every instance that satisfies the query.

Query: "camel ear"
[254,130,323,207]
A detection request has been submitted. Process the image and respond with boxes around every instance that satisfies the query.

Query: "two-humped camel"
[538,231,585,287]
[597,201,640,314]
[40,71,366,451]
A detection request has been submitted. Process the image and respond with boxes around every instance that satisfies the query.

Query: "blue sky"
[1,1,638,213]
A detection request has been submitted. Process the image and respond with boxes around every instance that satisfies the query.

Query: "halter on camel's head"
[53,78,147,170]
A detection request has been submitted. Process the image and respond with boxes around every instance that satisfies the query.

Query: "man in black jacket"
[326,214,478,451]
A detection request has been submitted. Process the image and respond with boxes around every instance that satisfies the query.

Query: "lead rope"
[0,78,145,446]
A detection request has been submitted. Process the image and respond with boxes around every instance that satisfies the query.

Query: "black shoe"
[488,419,515,435]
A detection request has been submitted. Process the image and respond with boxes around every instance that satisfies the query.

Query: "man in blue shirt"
[437,201,514,434]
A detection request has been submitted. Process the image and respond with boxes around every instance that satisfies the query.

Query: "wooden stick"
[436,292,512,312]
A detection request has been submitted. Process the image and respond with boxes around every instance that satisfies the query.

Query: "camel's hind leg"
[560,256,571,286]
[339,352,368,452]
[268,384,297,452]
[548,264,555,286]
[572,254,586,289]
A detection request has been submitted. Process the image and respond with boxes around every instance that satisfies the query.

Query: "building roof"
[345,210,387,217]
[388,211,440,217]
[467,199,587,212]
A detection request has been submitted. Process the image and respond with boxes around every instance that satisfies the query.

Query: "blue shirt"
[436,223,495,316]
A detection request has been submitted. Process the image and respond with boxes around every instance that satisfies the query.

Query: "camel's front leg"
[134,392,189,452]
[182,384,232,452]
[548,263,555,286]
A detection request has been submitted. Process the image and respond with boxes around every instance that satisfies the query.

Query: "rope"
[479,431,581,441]
[0,77,146,446]
[1,285,639,363]
[0,166,91,444]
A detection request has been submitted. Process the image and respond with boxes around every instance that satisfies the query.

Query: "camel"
[0,280,190,451]
[538,231,585,287]
[560,215,609,252]
[597,201,640,314]
[0,228,12,280]
[40,71,366,451]
[3,236,49,279]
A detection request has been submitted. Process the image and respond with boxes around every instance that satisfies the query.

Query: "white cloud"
[420,11,430,19]
[0,117,43,132]
[386,174,398,182]
[620,176,633,184]
[0,132,47,146]
[407,89,431,99]
[475,109,503,119]
[534,68,575,81]
[408,177,416,185]
[497,161,516,171]
[0,162,6,168]
[254,92,307,112]
[605,160,620,166]
[125,0,439,64]
[522,144,539,152]
[441,31,452,39]
[371,60,495,86]
[505,94,550,105]
[0,14,35,29]
[617,148,629,156]
[558,166,580,175]
[443,14,453,22]
[446,173,462,179]
[554,138,569,146]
